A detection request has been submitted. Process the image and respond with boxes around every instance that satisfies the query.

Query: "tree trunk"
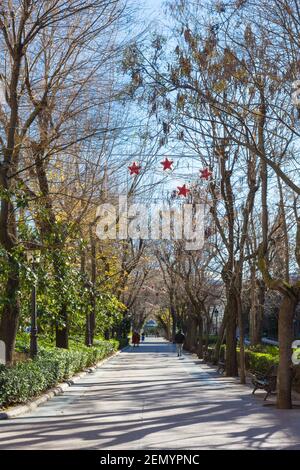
[189,316,197,352]
[0,43,23,365]
[250,268,265,345]
[213,311,226,365]
[225,292,238,377]
[50,280,69,349]
[197,316,204,359]
[0,171,20,365]
[184,316,193,350]
[236,292,246,384]
[0,270,20,364]
[204,312,211,353]
[35,155,69,349]
[170,303,177,341]
[85,312,92,347]
[55,306,68,349]
[249,265,257,344]
[90,232,97,344]
[277,293,298,409]
[254,280,265,344]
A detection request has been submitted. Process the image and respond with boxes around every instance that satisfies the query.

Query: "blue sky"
[140,0,164,25]
[123,0,205,200]
[143,0,163,13]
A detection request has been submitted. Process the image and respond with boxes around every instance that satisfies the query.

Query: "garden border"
[0,344,130,420]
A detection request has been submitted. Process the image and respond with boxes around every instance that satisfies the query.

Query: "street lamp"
[215,309,219,335]
[83,276,93,347]
[26,249,41,359]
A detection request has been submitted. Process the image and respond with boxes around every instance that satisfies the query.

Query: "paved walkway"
[0,338,299,449]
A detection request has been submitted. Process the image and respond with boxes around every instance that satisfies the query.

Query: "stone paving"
[0,338,299,449]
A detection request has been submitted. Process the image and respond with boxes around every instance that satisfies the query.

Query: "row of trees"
[122,0,300,409]
[0,1,158,363]
[1,0,300,413]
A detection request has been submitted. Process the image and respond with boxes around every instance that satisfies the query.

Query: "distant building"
[145,319,158,328]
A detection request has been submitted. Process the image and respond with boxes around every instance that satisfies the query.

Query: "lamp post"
[215,308,219,335]
[84,276,93,347]
[27,249,41,359]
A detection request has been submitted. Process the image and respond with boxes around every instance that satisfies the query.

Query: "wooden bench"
[217,360,225,374]
[251,366,277,400]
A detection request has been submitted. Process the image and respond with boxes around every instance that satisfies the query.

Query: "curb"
[0,345,130,420]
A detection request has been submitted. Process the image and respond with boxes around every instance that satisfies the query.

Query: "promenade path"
[0,337,299,449]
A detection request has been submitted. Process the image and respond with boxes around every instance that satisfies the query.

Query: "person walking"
[174,329,185,357]
[132,331,139,347]
[141,331,145,342]
[136,331,140,346]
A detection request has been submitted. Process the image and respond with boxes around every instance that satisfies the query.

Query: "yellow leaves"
[184,29,198,50]
[233,68,249,83]
[223,48,235,64]
[55,212,65,223]
[211,106,221,117]
[193,50,206,67]
[179,56,192,77]
[170,67,179,86]
[212,79,227,94]
[176,93,186,109]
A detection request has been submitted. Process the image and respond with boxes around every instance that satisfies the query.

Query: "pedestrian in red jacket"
[132,331,140,347]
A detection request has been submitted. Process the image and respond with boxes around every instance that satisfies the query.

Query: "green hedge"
[15,333,129,354]
[241,350,279,374]
[206,344,226,361]
[107,338,129,350]
[205,345,279,375]
[207,335,225,345]
[0,341,117,409]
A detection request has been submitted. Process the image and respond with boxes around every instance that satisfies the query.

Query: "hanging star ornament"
[177,184,190,197]
[160,157,173,171]
[128,162,141,175]
[200,168,213,180]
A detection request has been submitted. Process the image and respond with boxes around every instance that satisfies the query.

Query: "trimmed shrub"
[247,344,279,356]
[293,366,300,393]
[206,344,226,362]
[0,341,117,409]
[207,335,225,345]
[107,338,129,350]
[242,350,279,374]
[206,344,279,374]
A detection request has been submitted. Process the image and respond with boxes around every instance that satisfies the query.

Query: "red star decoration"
[200,168,212,180]
[128,162,141,175]
[177,184,190,197]
[160,157,173,170]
